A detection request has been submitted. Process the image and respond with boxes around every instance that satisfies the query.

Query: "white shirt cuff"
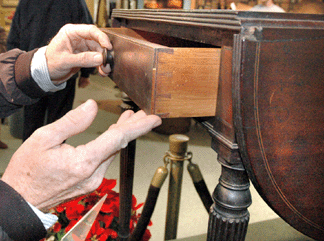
[27,202,58,230]
[31,46,66,92]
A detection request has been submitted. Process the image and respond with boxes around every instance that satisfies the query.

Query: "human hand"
[45,24,112,84]
[78,76,90,88]
[1,99,161,211]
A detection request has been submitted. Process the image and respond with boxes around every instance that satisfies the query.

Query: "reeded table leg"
[204,44,252,241]
[207,158,251,241]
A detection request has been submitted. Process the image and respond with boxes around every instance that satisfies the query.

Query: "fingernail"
[154,117,162,128]
[80,99,93,111]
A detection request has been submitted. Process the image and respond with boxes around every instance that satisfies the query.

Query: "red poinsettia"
[41,179,152,241]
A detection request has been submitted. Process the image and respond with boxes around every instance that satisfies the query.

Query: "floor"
[0,74,313,241]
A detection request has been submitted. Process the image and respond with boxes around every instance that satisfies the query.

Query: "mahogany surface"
[233,29,324,239]
[110,9,324,240]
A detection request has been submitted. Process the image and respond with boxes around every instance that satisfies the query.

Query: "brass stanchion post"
[164,134,191,240]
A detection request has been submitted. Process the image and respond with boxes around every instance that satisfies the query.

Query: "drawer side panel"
[154,48,220,117]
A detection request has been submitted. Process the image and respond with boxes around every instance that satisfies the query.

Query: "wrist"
[31,46,66,92]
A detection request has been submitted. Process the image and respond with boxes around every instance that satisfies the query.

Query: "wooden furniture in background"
[105,9,324,241]
[0,0,17,32]
[1,0,18,7]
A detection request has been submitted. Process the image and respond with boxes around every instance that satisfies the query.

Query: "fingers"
[118,114,162,144]
[62,24,112,49]
[47,24,113,80]
[98,64,112,77]
[31,99,98,147]
[116,110,135,124]
[83,111,161,164]
[52,52,112,77]
[119,113,162,142]
[66,52,105,68]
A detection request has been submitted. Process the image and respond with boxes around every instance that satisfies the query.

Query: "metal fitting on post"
[169,134,190,158]
[151,166,169,188]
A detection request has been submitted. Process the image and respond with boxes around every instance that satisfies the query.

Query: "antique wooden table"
[104,10,324,241]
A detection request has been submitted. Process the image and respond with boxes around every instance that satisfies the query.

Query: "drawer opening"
[103,27,221,118]
[106,27,217,48]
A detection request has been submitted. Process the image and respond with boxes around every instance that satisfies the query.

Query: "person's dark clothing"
[0,180,46,241]
[22,77,77,140]
[7,0,93,53]
[7,0,94,141]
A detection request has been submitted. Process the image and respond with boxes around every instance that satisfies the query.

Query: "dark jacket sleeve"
[0,227,13,241]
[0,180,47,241]
[0,48,47,118]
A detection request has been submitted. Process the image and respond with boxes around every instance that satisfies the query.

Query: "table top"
[112,10,324,46]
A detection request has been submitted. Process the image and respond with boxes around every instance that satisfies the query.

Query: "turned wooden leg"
[119,140,136,241]
[204,44,251,240]
[118,93,138,241]
[207,157,251,241]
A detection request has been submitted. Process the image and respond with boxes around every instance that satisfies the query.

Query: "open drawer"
[102,28,221,118]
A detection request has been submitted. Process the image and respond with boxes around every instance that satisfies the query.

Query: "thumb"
[67,52,103,68]
[36,99,98,146]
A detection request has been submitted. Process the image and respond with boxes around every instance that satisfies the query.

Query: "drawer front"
[103,28,220,118]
